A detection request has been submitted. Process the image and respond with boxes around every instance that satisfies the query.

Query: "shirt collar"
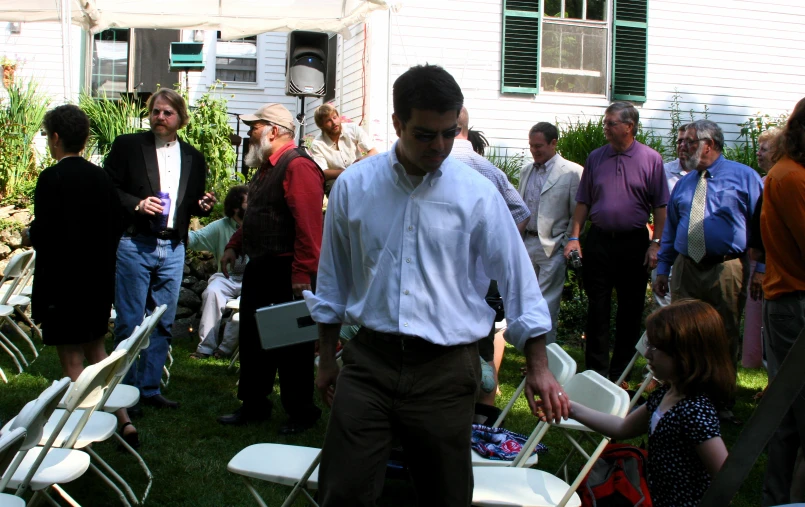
[318,130,339,148]
[702,154,726,177]
[267,141,297,166]
[606,139,638,158]
[389,141,444,188]
[535,153,559,171]
[155,136,179,149]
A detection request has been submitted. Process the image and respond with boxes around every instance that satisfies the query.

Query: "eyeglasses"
[603,120,628,128]
[151,108,176,118]
[643,337,658,353]
[409,126,461,143]
[678,138,706,147]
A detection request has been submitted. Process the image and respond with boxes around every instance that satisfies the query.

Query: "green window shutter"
[612,0,648,102]
[501,0,541,94]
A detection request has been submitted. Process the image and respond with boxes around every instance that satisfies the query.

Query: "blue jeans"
[115,234,185,398]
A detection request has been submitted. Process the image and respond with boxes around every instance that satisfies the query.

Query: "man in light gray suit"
[519,122,583,344]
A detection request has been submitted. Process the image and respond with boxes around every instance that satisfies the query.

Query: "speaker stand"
[296,96,307,145]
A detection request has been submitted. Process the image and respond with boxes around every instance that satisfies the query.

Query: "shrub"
[555,117,666,167]
[80,91,145,161]
[0,77,50,197]
[178,83,239,200]
[485,147,526,187]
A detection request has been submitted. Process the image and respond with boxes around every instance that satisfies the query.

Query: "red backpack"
[579,443,653,507]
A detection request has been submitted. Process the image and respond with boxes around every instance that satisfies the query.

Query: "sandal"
[118,422,140,449]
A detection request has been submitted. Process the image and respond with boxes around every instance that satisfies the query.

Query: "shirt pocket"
[711,189,746,218]
[422,226,471,282]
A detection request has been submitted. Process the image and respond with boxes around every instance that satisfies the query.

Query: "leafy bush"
[178,83,238,199]
[555,117,666,167]
[0,77,50,197]
[80,92,145,161]
[485,147,526,187]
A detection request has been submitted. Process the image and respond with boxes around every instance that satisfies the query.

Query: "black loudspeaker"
[286,31,329,97]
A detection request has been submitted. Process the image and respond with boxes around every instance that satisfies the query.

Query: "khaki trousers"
[671,255,748,362]
[318,328,480,507]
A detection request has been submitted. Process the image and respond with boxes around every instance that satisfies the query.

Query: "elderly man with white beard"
[654,119,762,422]
[216,103,326,431]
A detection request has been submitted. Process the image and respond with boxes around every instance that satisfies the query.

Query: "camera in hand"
[568,249,582,270]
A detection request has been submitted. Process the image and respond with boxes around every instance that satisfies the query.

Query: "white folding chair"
[0,378,91,506]
[0,251,36,370]
[228,444,322,507]
[0,428,26,507]
[3,352,130,506]
[615,332,655,409]
[472,370,630,507]
[2,252,42,344]
[473,343,577,468]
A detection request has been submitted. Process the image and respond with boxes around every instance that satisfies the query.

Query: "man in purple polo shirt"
[563,102,669,382]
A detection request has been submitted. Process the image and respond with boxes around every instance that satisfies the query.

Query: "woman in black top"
[25,104,136,445]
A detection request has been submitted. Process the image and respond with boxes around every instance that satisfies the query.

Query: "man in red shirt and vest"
[217,103,325,433]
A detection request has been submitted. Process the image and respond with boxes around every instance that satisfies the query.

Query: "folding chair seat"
[0,378,91,506]
[471,370,630,507]
[228,444,321,506]
[473,344,577,468]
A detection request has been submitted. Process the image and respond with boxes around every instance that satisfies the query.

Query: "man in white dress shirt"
[306,64,568,506]
[519,122,583,344]
[309,103,378,189]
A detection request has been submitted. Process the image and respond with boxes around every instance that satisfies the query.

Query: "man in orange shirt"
[760,97,805,506]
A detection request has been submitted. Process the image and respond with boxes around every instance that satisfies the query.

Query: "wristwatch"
[650,238,660,245]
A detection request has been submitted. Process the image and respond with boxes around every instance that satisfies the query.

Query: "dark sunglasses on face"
[410,126,461,143]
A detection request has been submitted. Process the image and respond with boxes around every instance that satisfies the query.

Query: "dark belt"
[154,228,179,240]
[361,328,469,351]
[683,252,743,267]
[525,230,540,237]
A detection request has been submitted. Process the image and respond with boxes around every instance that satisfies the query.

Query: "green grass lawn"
[0,331,768,506]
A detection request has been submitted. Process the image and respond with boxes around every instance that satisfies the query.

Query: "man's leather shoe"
[141,394,180,409]
[217,405,271,426]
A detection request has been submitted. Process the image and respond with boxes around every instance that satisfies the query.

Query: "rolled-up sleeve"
[305,177,352,324]
[477,191,551,350]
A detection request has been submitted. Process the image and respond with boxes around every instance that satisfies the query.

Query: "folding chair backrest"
[98,330,147,408]
[0,427,25,478]
[635,332,648,357]
[17,252,35,288]
[0,378,71,491]
[0,250,34,304]
[62,350,127,412]
[144,305,167,337]
[546,343,577,386]
[565,371,629,418]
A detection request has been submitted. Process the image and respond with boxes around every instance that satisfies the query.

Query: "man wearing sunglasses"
[307,64,565,506]
[105,88,216,410]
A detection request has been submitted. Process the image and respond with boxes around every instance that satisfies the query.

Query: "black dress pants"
[236,254,320,423]
[582,225,649,381]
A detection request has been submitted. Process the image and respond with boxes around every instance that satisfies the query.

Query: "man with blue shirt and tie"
[306,64,566,506]
[654,119,763,367]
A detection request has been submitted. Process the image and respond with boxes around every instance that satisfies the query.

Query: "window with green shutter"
[501,0,648,100]
[612,0,648,101]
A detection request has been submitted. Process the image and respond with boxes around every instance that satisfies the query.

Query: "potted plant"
[1,56,17,88]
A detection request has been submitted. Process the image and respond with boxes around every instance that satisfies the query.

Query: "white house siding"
[361,0,805,157]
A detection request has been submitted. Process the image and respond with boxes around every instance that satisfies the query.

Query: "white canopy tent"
[0,0,393,101]
[0,0,392,39]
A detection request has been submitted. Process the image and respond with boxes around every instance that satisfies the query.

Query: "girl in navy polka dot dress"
[568,300,735,507]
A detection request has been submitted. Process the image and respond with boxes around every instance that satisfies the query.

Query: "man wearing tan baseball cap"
[217,103,325,432]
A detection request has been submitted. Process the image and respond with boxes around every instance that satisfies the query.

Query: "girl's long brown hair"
[645,299,736,407]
